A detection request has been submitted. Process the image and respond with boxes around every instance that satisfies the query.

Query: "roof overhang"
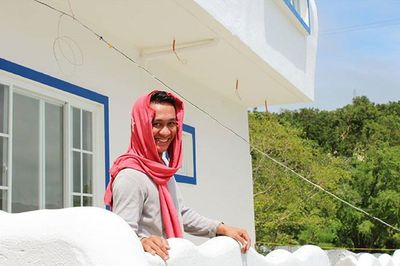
[38,0,312,108]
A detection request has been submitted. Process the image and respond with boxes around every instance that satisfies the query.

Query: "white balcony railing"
[0,207,399,266]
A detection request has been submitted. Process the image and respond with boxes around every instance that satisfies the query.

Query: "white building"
[0,0,317,243]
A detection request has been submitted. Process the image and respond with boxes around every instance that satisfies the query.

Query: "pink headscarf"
[104,90,184,238]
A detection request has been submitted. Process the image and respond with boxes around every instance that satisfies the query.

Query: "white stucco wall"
[0,1,255,242]
[193,0,318,101]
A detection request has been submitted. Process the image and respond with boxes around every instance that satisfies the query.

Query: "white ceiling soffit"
[38,0,310,107]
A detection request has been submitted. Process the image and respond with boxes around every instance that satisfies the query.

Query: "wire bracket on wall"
[67,0,75,18]
[264,99,269,113]
[172,39,187,64]
[140,38,218,61]
[235,79,242,101]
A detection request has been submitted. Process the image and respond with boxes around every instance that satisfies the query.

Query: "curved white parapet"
[264,249,301,265]
[379,254,395,266]
[336,252,400,266]
[358,253,382,266]
[393,250,400,265]
[294,245,330,266]
[1,208,399,266]
[0,207,148,266]
[145,237,244,266]
[336,255,359,266]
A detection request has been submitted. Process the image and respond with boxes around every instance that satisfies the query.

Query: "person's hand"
[141,235,170,260]
[216,223,251,253]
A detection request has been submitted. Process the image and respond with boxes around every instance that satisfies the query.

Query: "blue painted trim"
[0,58,110,193]
[306,0,311,32]
[175,123,197,185]
[283,0,311,34]
[104,103,110,190]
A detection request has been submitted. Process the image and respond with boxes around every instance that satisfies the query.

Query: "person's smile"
[150,102,178,155]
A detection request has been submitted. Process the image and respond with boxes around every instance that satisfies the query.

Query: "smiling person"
[104,90,250,261]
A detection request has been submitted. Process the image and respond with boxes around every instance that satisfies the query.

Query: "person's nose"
[158,125,172,136]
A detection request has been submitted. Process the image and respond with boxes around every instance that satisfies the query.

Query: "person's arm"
[216,223,251,253]
[140,236,170,261]
[181,206,251,253]
[181,205,221,237]
[172,179,220,237]
[176,181,251,253]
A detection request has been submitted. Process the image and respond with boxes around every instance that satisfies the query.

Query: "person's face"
[150,102,178,156]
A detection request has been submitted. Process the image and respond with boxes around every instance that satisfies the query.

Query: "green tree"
[269,97,400,249]
[346,145,400,248]
[249,111,349,248]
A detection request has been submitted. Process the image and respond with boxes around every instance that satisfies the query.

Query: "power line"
[251,145,400,233]
[31,0,400,234]
[320,17,400,35]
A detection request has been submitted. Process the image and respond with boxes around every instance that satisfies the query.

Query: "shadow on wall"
[0,207,399,266]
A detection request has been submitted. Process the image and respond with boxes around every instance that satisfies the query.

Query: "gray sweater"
[112,168,221,239]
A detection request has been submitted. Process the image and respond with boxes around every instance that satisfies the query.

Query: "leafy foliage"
[250,97,400,250]
[249,112,348,247]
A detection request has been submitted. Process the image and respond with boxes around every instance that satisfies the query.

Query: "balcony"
[1,207,399,265]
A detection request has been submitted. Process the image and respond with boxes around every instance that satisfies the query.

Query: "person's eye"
[152,122,162,129]
[167,121,177,128]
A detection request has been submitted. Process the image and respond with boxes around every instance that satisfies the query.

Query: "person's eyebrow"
[153,118,177,121]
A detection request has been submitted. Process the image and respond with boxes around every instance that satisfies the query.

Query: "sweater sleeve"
[181,205,221,238]
[112,170,147,239]
[173,181,221,238]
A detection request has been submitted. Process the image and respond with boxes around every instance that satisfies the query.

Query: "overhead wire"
[251,144,400,233]
[32,0,400,234]
[320,17,400,35]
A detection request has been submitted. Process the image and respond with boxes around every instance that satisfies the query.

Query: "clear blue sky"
[270,0,400,112]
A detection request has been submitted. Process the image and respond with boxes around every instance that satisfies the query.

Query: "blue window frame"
[175,124,197,185]
[283,0,311,33]
[0,58,110,191]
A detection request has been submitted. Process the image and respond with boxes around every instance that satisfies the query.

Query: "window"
[289,0,300,11]
[0,84,9,211]
[0,58,109,213]
[11,91,65,212]
[72,107,94,207]
[175,124,197,185]
[283,0,310,33]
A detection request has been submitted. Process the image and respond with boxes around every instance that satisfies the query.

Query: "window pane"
[73,151,81,193]
[290,0,300,10]
[45,103,64,209]
[83,196,92,206]
[0,84,9,134]
[72,107,81,149]
[0,189,7,211]
[12,93,39,213]
[73,195,81,207]
[82,153,92,194]
[0,137,7,187]
[177,132,194,177]
[82,110,92,151]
